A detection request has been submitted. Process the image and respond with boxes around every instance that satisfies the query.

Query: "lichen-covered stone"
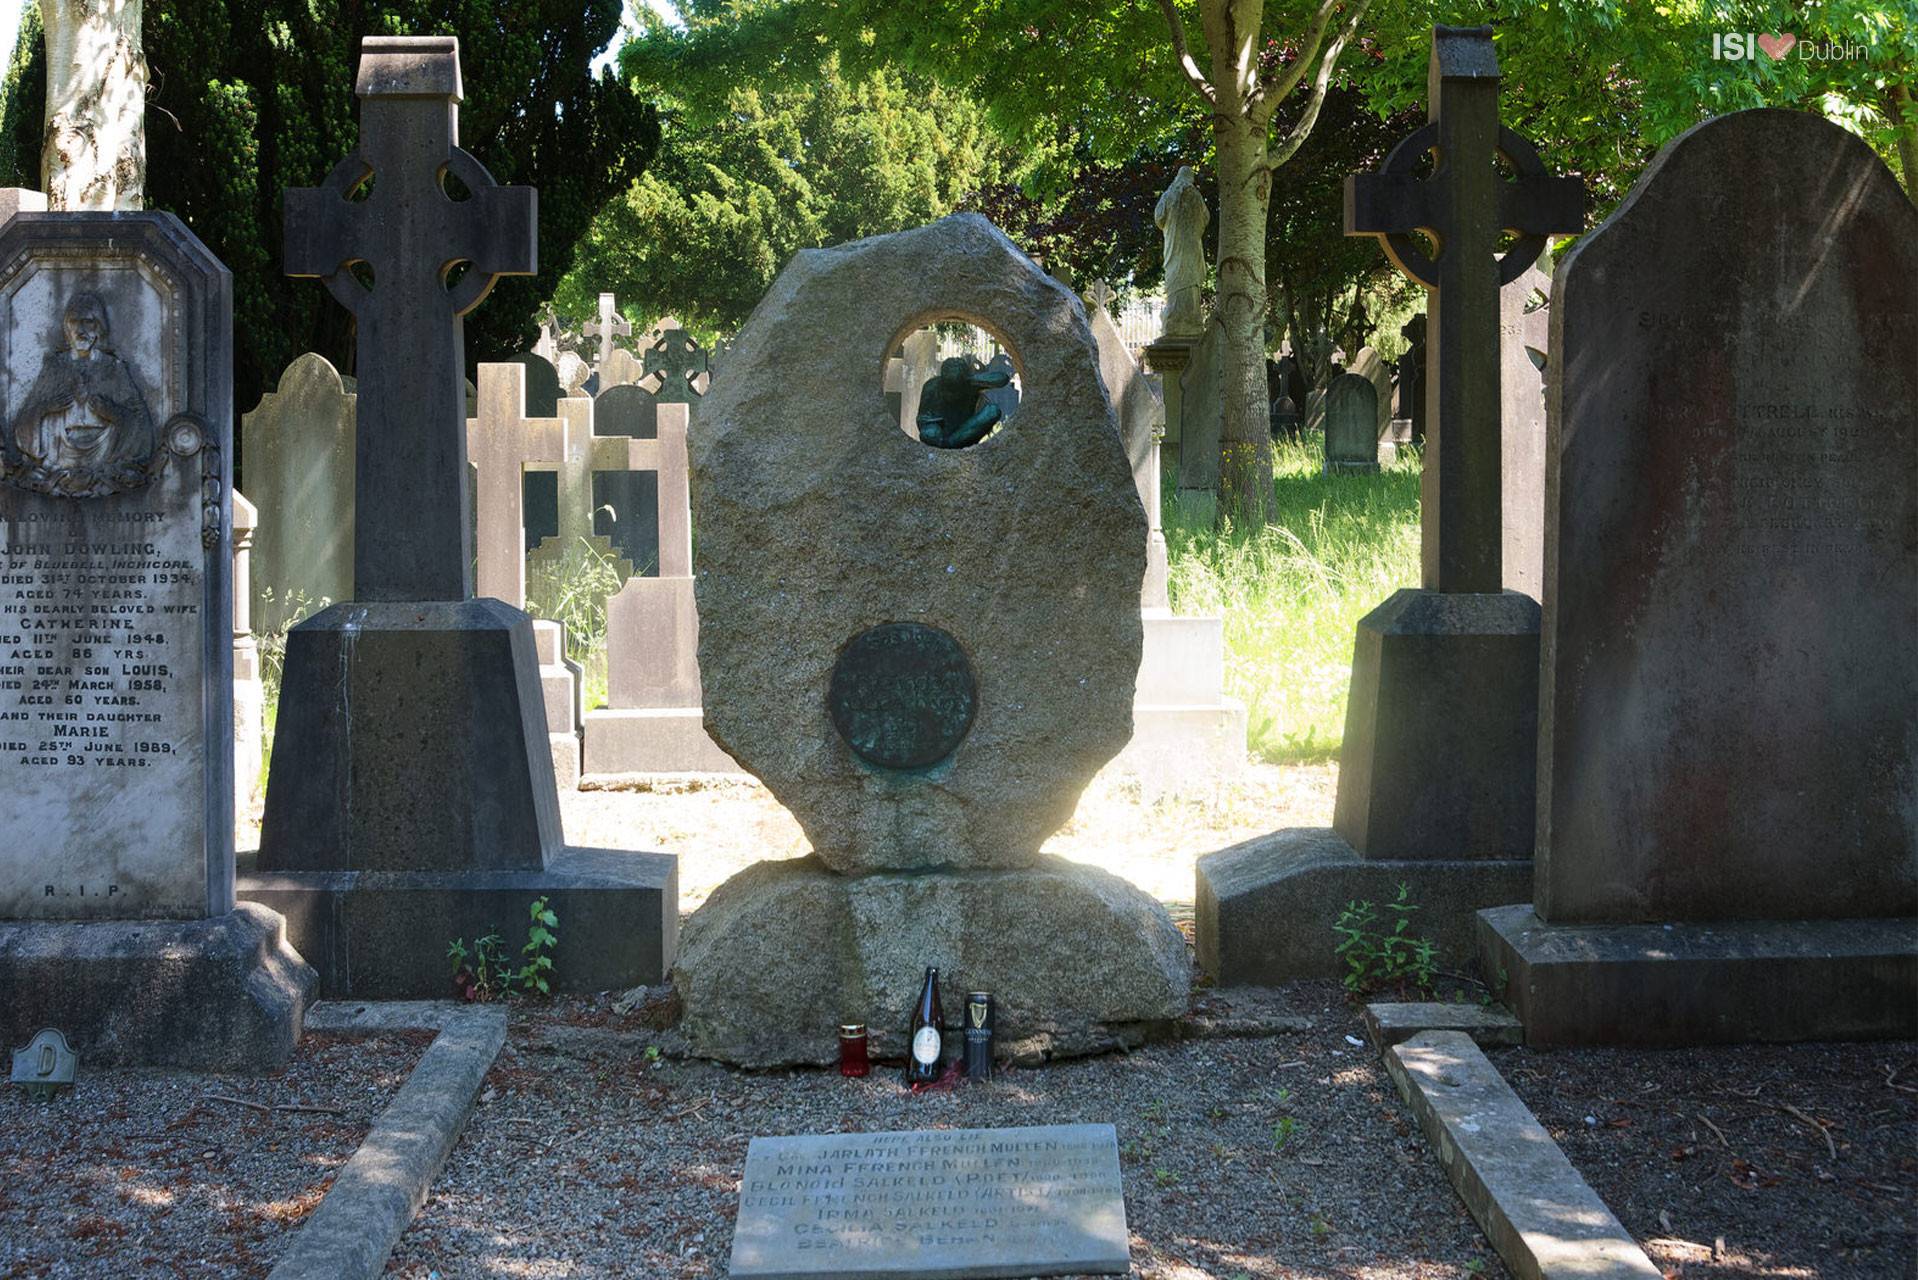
[692,214,1144,873]
[674,856,1191,1068]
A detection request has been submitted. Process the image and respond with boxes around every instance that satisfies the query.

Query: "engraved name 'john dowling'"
[3,292,159,498]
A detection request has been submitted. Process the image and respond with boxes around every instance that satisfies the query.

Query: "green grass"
[1165,432,1421,764]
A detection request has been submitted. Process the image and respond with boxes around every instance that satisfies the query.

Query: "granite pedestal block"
[1476,905,1918,1046]
[259,599,564,872]
[239,847,677,999]
[1196,828,1530,985]
[1333,589,1539,860]
[0,904,314,1071]
[676,856,1189,1067]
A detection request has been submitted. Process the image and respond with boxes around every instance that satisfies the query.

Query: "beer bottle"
[905,966,944,1084]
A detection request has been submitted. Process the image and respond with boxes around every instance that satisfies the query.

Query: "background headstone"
[1323,372,1381,474]
[239,352,355,633]
[507,351,563,416]
[1499,264,1551,599]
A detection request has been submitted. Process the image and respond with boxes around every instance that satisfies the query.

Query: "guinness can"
[962,991,994,1081]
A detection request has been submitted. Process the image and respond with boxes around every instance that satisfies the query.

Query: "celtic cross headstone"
[283,35,536,602]
[582,291,632,373]
[1345,24,1582,592]
[645,328,709,403]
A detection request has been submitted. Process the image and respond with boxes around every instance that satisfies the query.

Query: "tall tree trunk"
[41,0,145,210]
[1890,82,1917,204]
[1214,102,1274,527]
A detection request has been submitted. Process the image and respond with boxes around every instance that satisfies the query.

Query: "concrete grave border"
[266,1001,506,1280]
[1384,1029,1661,1280]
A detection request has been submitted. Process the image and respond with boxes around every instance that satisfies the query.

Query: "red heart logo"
[1757,32,1796,59]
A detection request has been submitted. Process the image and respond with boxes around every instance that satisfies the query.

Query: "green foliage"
[447,931,510,1003]
[449,895,559,1001]
[1165,433,1420,763]
[1270,1087,1300,1151]
[1333,883,1439,998]
[564,56,1010,340]
[0,0,659,413]
[516,895,559,996]
[526,537,623,663]
[0,2,43,192]
[1362,2,1917,216]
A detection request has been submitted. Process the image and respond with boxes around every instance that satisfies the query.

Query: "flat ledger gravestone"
[729,1123,1128,1280]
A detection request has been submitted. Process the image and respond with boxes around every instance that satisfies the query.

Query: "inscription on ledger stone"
[0,216,229,920]
[729,1123,1129,1279]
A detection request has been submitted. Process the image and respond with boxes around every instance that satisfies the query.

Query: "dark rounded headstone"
[828,623,977,771]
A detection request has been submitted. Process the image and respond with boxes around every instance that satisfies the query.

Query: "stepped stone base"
[675,856,1191,1067]
[239,847,677,999]
[0,904,314,1071]
[533,619,582,790]
[1196,827,1530,984]
[583,707,745,776]
[1477,905,1918,1046]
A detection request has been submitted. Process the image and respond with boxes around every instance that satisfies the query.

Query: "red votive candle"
[838,1024,870,1077]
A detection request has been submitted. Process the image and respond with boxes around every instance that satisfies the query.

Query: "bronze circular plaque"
[829,623,977,770]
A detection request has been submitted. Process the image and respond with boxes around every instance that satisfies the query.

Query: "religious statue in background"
[1154,166,1208,336]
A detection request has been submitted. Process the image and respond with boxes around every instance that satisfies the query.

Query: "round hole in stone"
[828,622,978,771]
[884,320,1022,449]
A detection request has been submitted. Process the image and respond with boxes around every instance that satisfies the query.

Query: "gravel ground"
[384,983,1502,1280]
[562,761,1339,920]
[1494,1040,1918,1279]
[0,1030,432,1278]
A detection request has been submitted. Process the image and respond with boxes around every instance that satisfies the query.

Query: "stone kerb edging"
[267,1003,507,1280]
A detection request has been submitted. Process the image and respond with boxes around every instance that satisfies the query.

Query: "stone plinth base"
[1196,827,1530,985]
[583,707,745,776]
[675,856,1190,1067]
[1476,905,1918,1046]
[1325,457,1381,475]
[1112,610,1245,793]
[259,600,563,873]
[549,732,581,790]
[238,847,677,999]
[1333,590,1539,860]
[0,904,314,1071]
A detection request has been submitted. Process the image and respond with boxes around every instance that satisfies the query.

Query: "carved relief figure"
[10,291,156,475]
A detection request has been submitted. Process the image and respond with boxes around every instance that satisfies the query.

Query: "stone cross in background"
[283,35,536,601]
[1346,23,1582,592]
[645,327,710,402]
[583,291,632,372]
[468,362,563,606]
[40,0,146,209]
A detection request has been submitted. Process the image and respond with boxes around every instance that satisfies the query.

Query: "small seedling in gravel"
[1309,1214,1332,1239]
[1153,1167,1178,1187]
[1465,1259,1486,1274]
[1206,1104,1228,1121]
[1272,1116,1298,1150]
[643,1045,662,1064]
